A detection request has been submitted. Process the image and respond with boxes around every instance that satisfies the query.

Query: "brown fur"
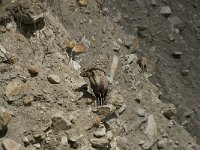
[80,70,108,106]
[137,57,147,72]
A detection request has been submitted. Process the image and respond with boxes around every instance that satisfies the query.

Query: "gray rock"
[137,109,146,117]
[181,69,190,76]
[22,136,30,145]
[127,54,137,64]
[106,131,113,141]
[94,125,106,138]
[102,7,109,16]
[34,143,41,149]
[2,139,22,150]
[66,132,82,149]
[151,0,157,6]
[184,110,194,118]
[117,103,127,115]
[144,115,157,140]
[168,33,175,41]
[51,111,72,131]
[47,74,61,84]
[139,140,145,145]
[79,145,95,150]
[162,104,176,119]
[122,65,129,73]
[90,138,109,148]
[15,3,44,25]
[4,82,26,102]
[113,41,121,51]
[157,138,168,149]
[136,25,149,31]
[112,10,122,23]
[172,51,182,58]
[142,140,156,150]
[0,106,12,132]
[123,35,134,47]
[60,136,68,146]
[6,22,14,31]
[0,43,7,57]
[108,90,125,109]
[160,6,172,17]
[181,120,188,126]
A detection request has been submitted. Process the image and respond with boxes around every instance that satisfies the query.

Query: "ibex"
[80,60,108,106]
[137,57,147,72]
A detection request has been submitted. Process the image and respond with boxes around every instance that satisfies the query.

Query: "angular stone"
[51,111,72,131]
[136,25,149,31]
[2,139,21,150]
[157,138,168,149]
[93,104,116,120]
[151,0,157,6]
[160,6,172,17]
[106,131,113,141]
[94,125,106,138]
[90,138,109,148]
[14,3,44,25]
[60,136,68,146]
[0,106,12,132]
[4,82,25,102]
[66,132,82,149]
[172,51,182,58]
[123,35,134,47]
[168,33,175,41]
[137,109,146,117]
[116,103,127,115]
[0,43,7,57]
[127,54,138,64]
[142,140,156,150]
[144,115,157,140]
[113,41,121,51]
[181,69,190,76]
[108,90,125,109]
[162,104,176,119]
[23,95,34,106]
[47,74,61,84]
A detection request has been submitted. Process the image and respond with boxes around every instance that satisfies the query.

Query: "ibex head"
[80,68,95,77]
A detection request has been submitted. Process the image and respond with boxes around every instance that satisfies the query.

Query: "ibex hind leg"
[100,94,103,106]
[103,91,108,105]
[97,96,101,107]
[94,93,100,107]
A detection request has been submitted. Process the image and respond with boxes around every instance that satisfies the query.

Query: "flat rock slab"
[47,74,61,84]
[160,6,172,17]
[90,138,109,148]
[2,139,21,150]
[51,111,72,131]
[93,104,116,120]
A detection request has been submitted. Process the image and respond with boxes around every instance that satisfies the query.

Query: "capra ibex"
[80,60,108,106]
[137,57,147,72]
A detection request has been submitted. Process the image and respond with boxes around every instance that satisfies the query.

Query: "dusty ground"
[0,0,199,150]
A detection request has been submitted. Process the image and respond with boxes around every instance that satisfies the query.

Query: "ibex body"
[137,57,147,72]
[80,61,108,106]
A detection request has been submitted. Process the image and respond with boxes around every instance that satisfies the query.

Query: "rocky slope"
[101,0,200,144]
[0,0,199,150]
